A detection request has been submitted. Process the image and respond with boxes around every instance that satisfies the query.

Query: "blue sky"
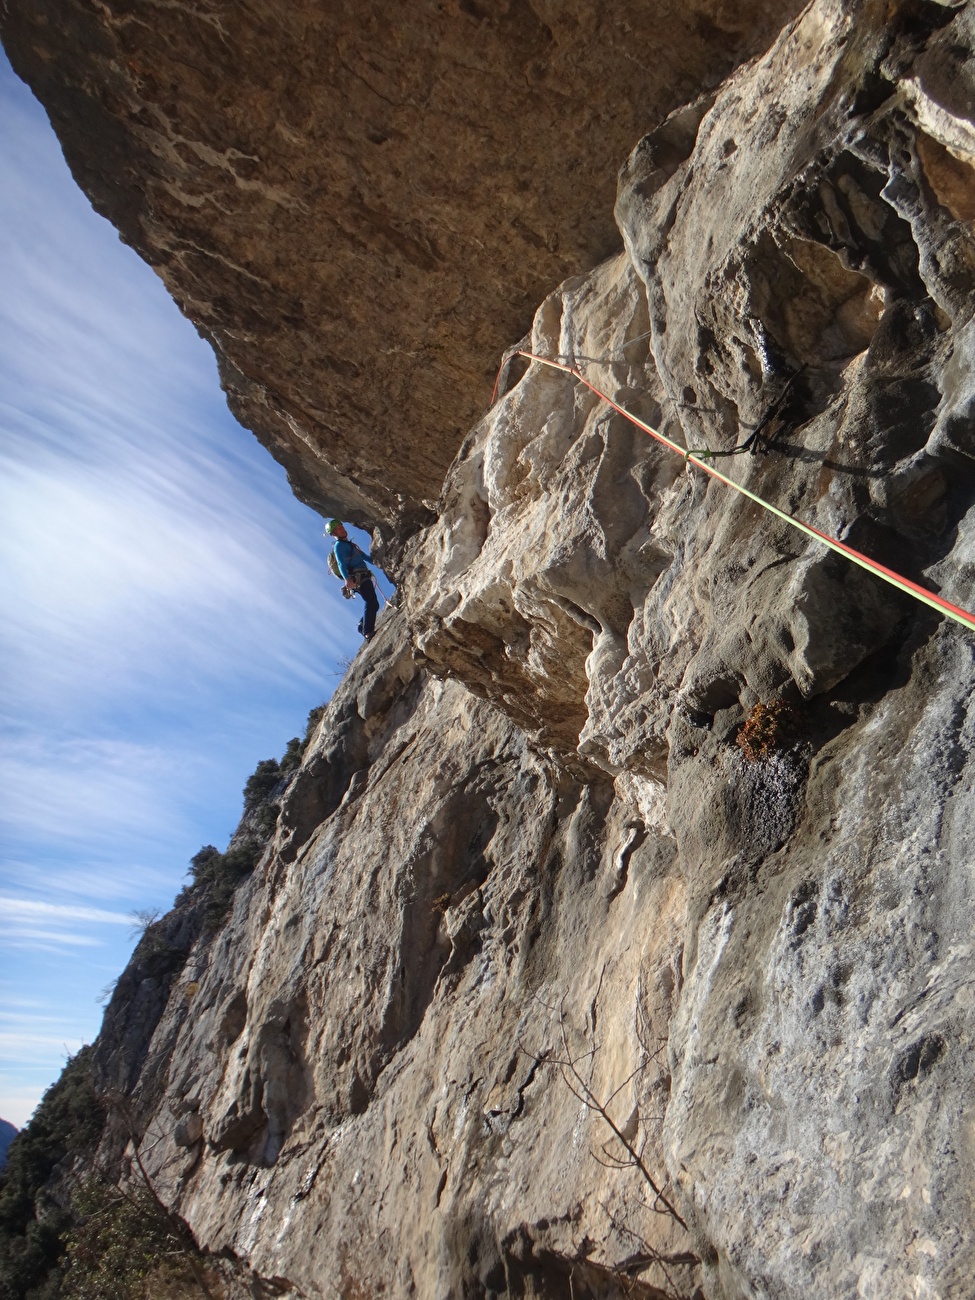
[0,52,371,1127]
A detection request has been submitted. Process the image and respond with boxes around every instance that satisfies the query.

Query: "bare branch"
[104,1091,216,1300]
[599,1198,690,1300]
[591,1150,632,1171]
[128,907,163,941]
[546,1000,689,1232]
[601,1060,649,1112]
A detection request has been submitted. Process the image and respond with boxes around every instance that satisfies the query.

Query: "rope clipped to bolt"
[490,347,975,636]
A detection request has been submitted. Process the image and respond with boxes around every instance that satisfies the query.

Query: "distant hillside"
[0,1120,17,1168]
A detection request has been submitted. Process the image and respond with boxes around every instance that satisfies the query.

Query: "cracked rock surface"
[12,0,975,1296]
[405,2,975,1293]
[0,0,799,546]
[102,615,694,1297]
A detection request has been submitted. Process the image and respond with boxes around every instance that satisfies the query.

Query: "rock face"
[10,0,975,1296]
[110,620,694,1296]
[406,3,975,1292]
[0,0,800,547]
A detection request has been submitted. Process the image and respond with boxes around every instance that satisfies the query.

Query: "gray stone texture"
[8,0,975,1295]
[1,0,800,552]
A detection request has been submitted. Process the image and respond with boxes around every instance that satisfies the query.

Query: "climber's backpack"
[327,549,342,580]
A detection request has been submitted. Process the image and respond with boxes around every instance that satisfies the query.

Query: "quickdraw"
[492,348,975,636]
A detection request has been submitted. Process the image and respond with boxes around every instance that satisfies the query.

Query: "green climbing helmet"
[325,518,344,535]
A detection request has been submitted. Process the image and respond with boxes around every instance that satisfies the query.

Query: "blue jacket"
[333,537,371,580]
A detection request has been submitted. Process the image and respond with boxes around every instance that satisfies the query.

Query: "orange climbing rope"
[493,348,975,636]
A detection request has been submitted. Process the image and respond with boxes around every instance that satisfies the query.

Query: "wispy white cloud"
[0,1032,86,1053]
[0,895,134,955]
[0,1000,90,1053]
[6,933,104,951]
[0,386,350,720]
[0,736,186,840]
[2,858,179,905]
[0,53,374,1126]
[2,860,184,909]
[0,898,131,925]
[0,1009,69,1024]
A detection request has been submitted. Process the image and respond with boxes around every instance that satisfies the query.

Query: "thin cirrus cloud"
[0,1003,87,1129]
[0,735,184,847]
[2,894,129,956]
[0,53,367,1125]
[0,429,336,710]
[0,225,343,714]
[1,897,133,926]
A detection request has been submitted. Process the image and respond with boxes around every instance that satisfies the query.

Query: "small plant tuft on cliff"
[284,702,327,766]
[304,701,327,738]
[189,839,262,926]
[242,758,283,811]
[245,703,327,799]
[736,699,798,762]
[279,736,304,776]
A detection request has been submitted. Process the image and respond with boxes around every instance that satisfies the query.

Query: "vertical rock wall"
[8,0,975,1296]
[104,618,697,1297]
[405,0,975,1292]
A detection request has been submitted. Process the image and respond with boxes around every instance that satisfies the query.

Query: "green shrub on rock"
[60,1176,208,1300]
[242,758,282,812]
[188,839,262,926]
[0,1047,103,1299]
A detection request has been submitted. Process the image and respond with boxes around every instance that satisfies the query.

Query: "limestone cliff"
[6,0,975,1297]
[1,0,799,550]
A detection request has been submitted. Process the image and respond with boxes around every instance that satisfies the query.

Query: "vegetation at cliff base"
[60,1177,211,1300]
[0,1046,103,1299]
[0,1048,214,1300]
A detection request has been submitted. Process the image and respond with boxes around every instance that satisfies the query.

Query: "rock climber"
[325,519,379,640]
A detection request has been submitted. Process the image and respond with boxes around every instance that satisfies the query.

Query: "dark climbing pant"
[353,573,379,638]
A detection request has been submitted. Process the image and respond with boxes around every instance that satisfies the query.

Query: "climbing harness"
[329,554,393,607]
[492,348,975,636]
